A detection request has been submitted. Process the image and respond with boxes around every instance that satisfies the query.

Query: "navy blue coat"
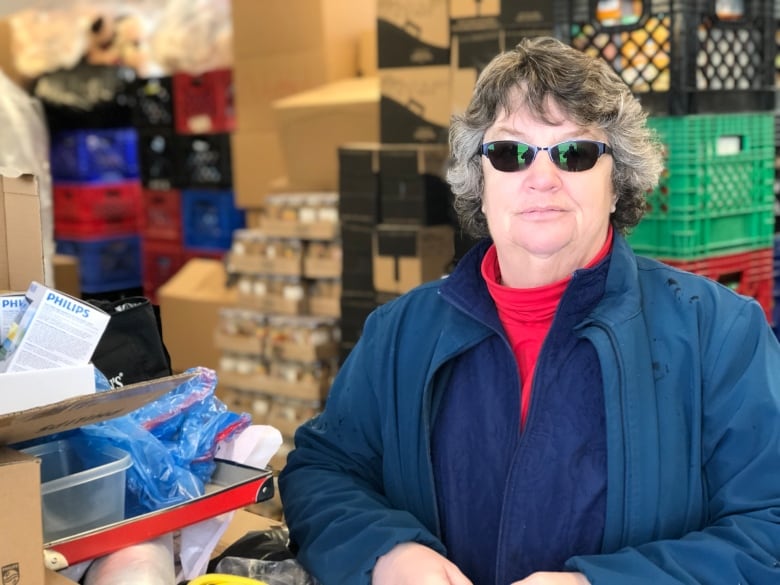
[279,234,780,584]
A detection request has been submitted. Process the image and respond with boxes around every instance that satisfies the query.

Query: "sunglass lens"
[487,142,534,172]
[554,141,599,172]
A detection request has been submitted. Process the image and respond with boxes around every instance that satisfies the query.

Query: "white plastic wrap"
[9,8,91,79]
[83,532,175,585]
[147,0,233,75]
[0,70,54,285]
[10,2,165,79]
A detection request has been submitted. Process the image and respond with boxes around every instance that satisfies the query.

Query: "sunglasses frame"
[479,139,613,173]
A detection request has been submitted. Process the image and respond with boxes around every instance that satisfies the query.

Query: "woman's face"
[480,94,616,286]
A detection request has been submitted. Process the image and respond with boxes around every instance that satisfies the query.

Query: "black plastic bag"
[88,296,172,387]
[32,62,137,131]
[207,527,320,585]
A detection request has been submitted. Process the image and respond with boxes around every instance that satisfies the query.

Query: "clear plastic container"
[22,437,132,542]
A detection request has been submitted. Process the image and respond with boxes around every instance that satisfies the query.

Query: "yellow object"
[188,575,269,585]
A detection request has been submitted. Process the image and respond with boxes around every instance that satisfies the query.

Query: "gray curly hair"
[447,36,664,238]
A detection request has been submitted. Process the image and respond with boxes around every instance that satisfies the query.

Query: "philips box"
[0,282,110,373]
[0,292,27,339]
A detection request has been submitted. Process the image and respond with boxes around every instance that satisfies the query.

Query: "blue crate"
[50,128,140,182]
[181,189,245,251]
[56,235,142,293]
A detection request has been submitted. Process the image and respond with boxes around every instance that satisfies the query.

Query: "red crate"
[172,68,234,134]
[142,239,185,303]
[54,181,142,238]
[141,188,182,242]
[662,247,773,322]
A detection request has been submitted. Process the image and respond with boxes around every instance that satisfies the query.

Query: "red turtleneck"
[481,227,613,428]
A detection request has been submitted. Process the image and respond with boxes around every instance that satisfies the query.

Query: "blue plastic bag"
[80,366,251,516]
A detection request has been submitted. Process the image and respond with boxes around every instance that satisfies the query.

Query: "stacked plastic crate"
[172,69,245,264]
[564,0,777,323]
[51,125,144,298]
[133,76,183,304]
[774,2,780,336]
[134,68,245,302]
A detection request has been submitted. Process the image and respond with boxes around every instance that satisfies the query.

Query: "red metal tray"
[43,459,274,569]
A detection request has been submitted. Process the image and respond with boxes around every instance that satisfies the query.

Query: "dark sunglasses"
[479,140,613,173]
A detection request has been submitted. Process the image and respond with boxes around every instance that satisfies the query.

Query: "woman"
[279,36,780,584]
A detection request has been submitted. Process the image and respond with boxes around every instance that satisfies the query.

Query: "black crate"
[380,175,453,226]
[340,222,376,294]
[173,133,233,189]
[378,144,452,226]
[339,145,381,225]
[137,129,176,190]
[775,15,779,111]
[131,76,174,129]
[562,0,776,115]
[339,292,378,346]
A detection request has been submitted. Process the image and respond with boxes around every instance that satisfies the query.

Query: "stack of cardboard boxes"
[230,0,377,208]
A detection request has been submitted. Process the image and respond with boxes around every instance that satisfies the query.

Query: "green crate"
[627,112,775,259]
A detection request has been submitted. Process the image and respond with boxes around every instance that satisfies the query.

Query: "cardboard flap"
[0,169,43,290]
[0,372,195,445]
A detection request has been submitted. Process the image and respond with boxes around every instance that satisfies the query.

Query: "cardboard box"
[379,65,451,144]
[230,129,286,208]
[0,373,191,451]
[0,447,43,585]
[358,28,378,77]
[233,50,344,133]
[0,364,95,415]
[449,0,500,19]
[0,169,43,291]
[232,0,375,61]
[499,0,558,27]
[450,27,502,115]
[52,255,79,299]
[273,77,380,191]
[377,0,450,68]
[373,224,454,294]
[211,508,283,559]
[158,259,237,373]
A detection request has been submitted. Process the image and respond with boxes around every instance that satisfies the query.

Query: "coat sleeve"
[567,299,780,583]
[278,306,446,585]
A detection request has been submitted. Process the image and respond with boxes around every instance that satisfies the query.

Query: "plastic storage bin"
[181,189,245,251]
[50,128,140,182]
[22,437,132,543]
[56,235,143,294]
[53,181,142,238]
[563,0,776,115]
[172,68,234,134]
[627,112,775,259]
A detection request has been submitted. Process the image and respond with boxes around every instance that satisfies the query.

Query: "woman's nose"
[523,150,562,188]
